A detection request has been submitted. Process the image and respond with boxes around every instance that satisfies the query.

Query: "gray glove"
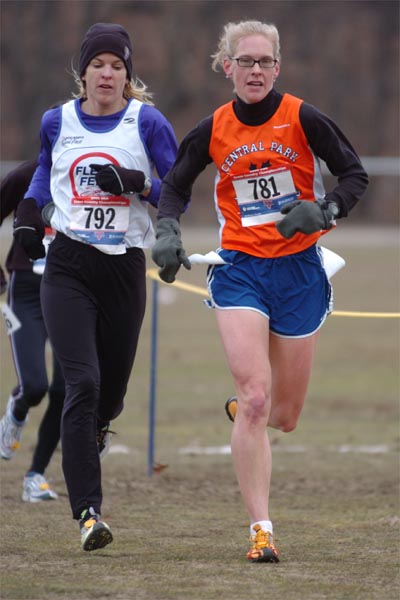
[276,200,339,239]
[151,218,191,283]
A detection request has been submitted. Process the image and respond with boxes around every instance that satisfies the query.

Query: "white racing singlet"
[50,99,154,254]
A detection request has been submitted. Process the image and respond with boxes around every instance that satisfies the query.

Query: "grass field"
[0,225,399,600]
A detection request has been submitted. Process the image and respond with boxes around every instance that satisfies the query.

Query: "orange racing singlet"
[209,93,328,258]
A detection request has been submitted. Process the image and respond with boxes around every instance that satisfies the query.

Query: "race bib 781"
[232,166,298,227]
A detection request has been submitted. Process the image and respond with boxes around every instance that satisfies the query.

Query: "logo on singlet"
[61,136,84,147]
[221,141,265,173]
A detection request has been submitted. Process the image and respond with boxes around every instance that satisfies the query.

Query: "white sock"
[250,520,273,535]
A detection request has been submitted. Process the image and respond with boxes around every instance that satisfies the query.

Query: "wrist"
[328,201,340,218]
[321,198,340,219]
[140,175,152,196]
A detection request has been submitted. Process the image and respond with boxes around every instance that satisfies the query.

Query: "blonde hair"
[211,20,281,72]
[71,68,154,105]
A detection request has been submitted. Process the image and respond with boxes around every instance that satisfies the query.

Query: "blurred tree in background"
[1,0,398,223]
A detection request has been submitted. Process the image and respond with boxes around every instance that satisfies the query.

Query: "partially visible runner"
[13,22,178,551]
[0,159,65,503]
[152,20,368,563]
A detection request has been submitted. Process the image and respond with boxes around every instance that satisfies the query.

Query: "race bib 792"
[70,196,130,245]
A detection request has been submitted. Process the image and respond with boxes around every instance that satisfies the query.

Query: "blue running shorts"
[206,245,332,338]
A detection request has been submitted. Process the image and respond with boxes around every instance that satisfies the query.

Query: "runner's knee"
[19,381,48,407]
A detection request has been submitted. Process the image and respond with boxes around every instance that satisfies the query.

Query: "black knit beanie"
[79,23,133,79]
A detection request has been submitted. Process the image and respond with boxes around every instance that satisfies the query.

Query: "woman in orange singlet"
[152,20,368,563]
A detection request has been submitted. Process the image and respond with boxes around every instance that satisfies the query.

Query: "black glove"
[13,198,45,259]
[151,218,191,283]
[90,163,146,195]
[276,200,338,239]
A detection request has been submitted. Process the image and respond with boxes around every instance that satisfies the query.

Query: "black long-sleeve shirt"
[1,160,38,272]
[158,89,368,220]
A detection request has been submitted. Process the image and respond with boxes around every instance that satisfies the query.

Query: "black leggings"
[41,233,146,519]
[8,269,64,475]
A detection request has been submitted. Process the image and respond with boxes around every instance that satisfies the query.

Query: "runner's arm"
[157,116,214,220]
[300,103,369,217]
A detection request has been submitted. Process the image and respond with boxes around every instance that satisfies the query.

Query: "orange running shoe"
[247,525,279,563]
[224,396,237,422]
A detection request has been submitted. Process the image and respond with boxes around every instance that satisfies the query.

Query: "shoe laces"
[96,424,115,446]
[250,525,278,552]
[80,507,99,530]
[3,414,23,450]
[26,473,50,491]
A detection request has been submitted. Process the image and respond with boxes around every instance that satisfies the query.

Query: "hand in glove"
[90,163,147,195]
[13,198,45,259]
[151,218,191,283]
[276,200,339,239]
